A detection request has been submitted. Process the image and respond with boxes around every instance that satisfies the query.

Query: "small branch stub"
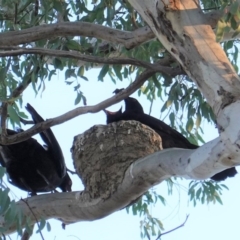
[71,120,162,199]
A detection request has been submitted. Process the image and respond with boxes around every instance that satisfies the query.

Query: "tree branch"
[1,130,238,235]
[0,68,158,145]
[0,22,154,49]
[0,47,184,77]
[0,11,232,53]
[0,103,8,138]
[156,215,189,240]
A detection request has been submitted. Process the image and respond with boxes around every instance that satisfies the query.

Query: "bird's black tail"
[211,167,237,181]
[25,103,66,178]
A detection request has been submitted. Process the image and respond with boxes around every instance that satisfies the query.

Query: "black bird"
[103,107,122,124]
[26,103,72,192]
[113,89,144,114]
[0,104,72,195]
[105,90,237,181]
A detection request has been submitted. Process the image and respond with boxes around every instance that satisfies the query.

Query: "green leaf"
[98,65,109,81]
[113,65,122,81]
[66,40,82,51]
[7,105,20,125]
[195,113,201,128]
[229,1,240,15]
[80,75,88,81]
[77,66,85,77]
[74,84,80,91]
[7,201,18,220]
[158,195,166,205]
[166,99,172,108]
[216,19,226,42]
[0,167,6,179]
[65,69,76,80]
[0,67,6,80]
[186,118,194,132]
[65,81,74,85]
[18,111,28,119]
[46,222,51,232]
[152,76,161,89]
[0,188,10,215]
[53,58,63,70]
[214,195,223,205]
[169,112,175,127]
[12,65,21,77]
[220,184,229,190]
[230,17,238,30]
[196,131,205,144]
[225,40,233,50]
[123,67,128,78]
[74,92,81,105]
[196,187,202,199]
[36,218,45,233]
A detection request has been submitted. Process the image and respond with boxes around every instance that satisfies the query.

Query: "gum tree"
[0,0,239,239]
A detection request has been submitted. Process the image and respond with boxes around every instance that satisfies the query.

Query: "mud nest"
[71,120,162,199]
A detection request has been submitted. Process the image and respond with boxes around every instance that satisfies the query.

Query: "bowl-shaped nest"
[71,120,162,199]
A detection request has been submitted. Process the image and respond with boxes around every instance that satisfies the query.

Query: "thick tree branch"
[0,47,184,77]
[0,11,233,52]
[1,128,238,235]
[0,22,154,49]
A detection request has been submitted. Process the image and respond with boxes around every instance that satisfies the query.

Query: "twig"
[19,117,34,125]
[21,199,45,240]
[155,215,190,240]
[67,168,77,175]
[21,228,32,240]
[0,57,11,137]
[0,103,8,135]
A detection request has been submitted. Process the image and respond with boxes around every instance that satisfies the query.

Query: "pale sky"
[5,68,240,240]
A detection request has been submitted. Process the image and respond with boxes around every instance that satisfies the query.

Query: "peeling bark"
[127,0,240,177]
[128,0,240,115]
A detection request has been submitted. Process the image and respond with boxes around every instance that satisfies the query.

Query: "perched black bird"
[0,104,72,195]
[113,89,144,114]
[25,103,72,192]
[105,90,237,181]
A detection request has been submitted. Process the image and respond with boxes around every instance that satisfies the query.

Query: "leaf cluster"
[126,190,166,239]
[188,180,228,206]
